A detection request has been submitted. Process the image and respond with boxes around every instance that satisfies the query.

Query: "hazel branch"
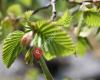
[32,4,51,15]
[68,0,100,4]
[50,0,57,21]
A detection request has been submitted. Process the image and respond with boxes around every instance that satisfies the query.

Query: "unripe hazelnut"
[21,31,33,46]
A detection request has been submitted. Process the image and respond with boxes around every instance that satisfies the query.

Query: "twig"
[50,0,57,21]
[31,0,57,21]
[32,4,51,15]
[39,57,54,80]
[70,5,80,14]
[68,0,99,4]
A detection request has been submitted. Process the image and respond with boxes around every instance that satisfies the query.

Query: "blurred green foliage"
[24,68,40,80]
[1,0,100,80]
[7,4,22,17]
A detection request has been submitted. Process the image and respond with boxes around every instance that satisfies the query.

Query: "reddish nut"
[32,47,44,60]
[21,31,33,46]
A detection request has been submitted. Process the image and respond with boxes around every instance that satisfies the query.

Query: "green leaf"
[76,37,89,56]
[23,10,33,20]
[36,21,75,60]
[85,12,100,27]
[56,11,72,27]
[3,31,24,68]
[25,49,33,64]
